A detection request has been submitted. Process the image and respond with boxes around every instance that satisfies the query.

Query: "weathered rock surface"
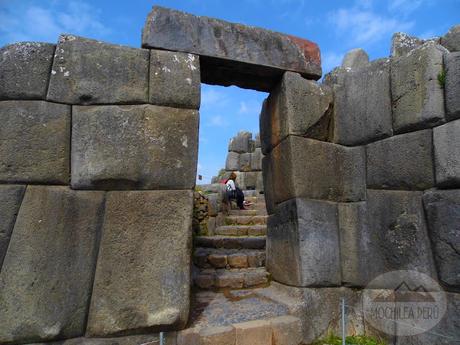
[0,185,25,268]
[267,136,365,204]
[150,50,200,109]
[441,24,460,52]
[332,58,392,145]
[445,52,460,120]
[234,320,272,345]
[26,333,178,345]
[434,119,460,188]
[267,198,341,287]
[0,42,55,100]
[391,32,425,57]
[239,153,251,171]
[0,186,105,344]
[366,129,434,190]
[71,104,198,190]
[0,100,70,184]
[262,156,276,215]
[229,131,252,153]
[395,292,460,345]
[250,148,263,171]
[423,190,460,287]
[225,152,240,171]
[47,35,149,104]
[391,43,446,133]
[142,6,322,91]
[366,190,437,284]
[260,72,333,154]
[341,48,369,69]
[87,190,193,336]
[338,202,373,287]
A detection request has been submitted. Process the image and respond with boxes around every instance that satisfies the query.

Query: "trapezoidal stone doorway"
[0,5,329,344]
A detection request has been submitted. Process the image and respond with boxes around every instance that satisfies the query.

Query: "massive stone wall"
[0,34,199,344]
[262,28,460,344]
[222,131,264,192]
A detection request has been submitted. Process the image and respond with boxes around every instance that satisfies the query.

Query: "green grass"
[438,68,446,88]
[311,333,387,345]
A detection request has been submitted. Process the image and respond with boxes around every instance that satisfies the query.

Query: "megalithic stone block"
[338,202,375,287]
[0,42,55,100]
[391,32,424,57]
[445,52,460,120]
[142,6,322,91]
[0,185,26,268]
[366,190,437,285]
[239,153,251,172]
[262,156,275,215]
[391,42,446,133]
[87,190,193,336]
[71,104,199,190]
[225,151,240,171]
[0,101,71,184]
[260,72,333,155]
[266,197,341,287]
[423,190,460,287]
[229,131,252,153]
[47,35,149,105]
[434,119,460,188]
[0,186,105,344]
[251,148,263,171]
[332,58,393,145]
[441,24,460,52]
[366,129,434,190]
[267,136,365,204]
[150,49,201,109]
[341,48,369,69]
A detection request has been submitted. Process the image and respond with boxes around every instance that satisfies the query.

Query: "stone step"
[215,225,266,236]
[194,236,266,249]
[194,248,266,269]
[194,267,270,290]
[228,209,259,216]
[178,315,303,345]
[225,215,268,225]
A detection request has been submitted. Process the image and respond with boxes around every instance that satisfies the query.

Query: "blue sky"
[1,0,459,183]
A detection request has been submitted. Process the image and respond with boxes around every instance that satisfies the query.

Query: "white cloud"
[0,1,110,44]
[206,115,229,128]
[321,51,344,74]
[200,88,229,108]
[238,100,262,115]
[329,8,414,46]
[388,0,427,14]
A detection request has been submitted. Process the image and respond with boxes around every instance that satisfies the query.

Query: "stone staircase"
[193,195,270,291]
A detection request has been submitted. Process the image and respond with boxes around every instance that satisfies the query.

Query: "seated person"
[225,172,246,210]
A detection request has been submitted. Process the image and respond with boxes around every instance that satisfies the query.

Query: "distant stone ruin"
[0,4,459,345]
